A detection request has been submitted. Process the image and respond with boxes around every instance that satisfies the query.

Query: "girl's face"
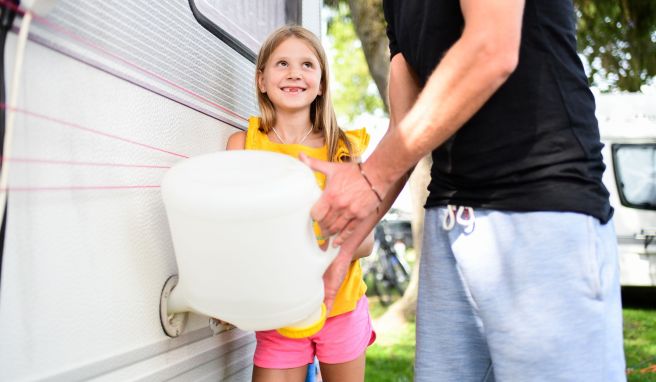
[258,37,323,115]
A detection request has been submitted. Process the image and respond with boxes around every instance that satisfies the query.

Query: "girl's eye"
[276,61,288,67]
[303,62,313,69]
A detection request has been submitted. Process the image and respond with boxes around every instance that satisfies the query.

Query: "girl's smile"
[258,37,323,113]
[281,86,306,93]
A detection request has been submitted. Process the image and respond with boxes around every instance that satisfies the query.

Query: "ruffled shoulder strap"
[335,128,370,162]
[245,116,264,150]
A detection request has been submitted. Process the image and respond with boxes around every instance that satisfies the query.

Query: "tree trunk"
[376,155,432,328]
[347,0,390,111]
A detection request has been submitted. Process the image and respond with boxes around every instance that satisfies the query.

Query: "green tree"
[326,2,385,123]
[341,0,390,110]
[575,0,656,92]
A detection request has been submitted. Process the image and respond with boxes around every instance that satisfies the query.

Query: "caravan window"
[612,144,656,210]
[189,0,301,62]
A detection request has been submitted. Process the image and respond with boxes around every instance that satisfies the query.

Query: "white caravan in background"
[0,1,322,380]
[596,92,656,287]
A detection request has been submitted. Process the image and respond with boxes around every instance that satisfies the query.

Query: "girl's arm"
[353,230,374,260]
[226,131,246,150]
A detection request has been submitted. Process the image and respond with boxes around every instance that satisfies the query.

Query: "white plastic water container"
[161,151,338,335]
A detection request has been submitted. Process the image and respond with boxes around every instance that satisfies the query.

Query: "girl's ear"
[257,71,266,93]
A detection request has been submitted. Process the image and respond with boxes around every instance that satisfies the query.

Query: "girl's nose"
[287,67,302,79]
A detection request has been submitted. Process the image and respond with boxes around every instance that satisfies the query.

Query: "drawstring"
[442,205,457,231]
[442,204,476,233]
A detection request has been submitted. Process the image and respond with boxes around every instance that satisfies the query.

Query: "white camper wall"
[595,92,656,287]
[1,37,255,381]
[0,0,329,380]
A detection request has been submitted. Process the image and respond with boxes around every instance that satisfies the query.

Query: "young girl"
[226,25,376,382]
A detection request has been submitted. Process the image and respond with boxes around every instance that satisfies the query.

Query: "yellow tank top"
[244,117,370,317]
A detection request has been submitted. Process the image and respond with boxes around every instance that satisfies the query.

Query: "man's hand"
[300,153,380,245]
[321,224,373,313]
[321,248,353,314]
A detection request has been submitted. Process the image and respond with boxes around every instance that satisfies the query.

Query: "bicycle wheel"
[372,260,395,306]
[386,250,410,294]
[372,248,406,306]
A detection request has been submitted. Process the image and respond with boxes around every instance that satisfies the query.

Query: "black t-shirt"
[383,0,613,223]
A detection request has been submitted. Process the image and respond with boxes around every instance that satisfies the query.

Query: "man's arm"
[319,50,421,312]
[364,0,524,194]
[388,53,421,128]
[302,0,525,239]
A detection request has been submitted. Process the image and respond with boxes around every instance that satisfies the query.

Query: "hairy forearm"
[338,53,416,260]
[339,170,409,259]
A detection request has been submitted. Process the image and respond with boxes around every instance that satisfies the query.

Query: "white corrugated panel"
[0,0,308,380]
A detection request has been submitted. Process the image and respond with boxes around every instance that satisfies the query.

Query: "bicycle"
[362,217,412,306]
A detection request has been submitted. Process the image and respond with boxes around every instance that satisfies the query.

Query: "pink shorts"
[253,296,376,368]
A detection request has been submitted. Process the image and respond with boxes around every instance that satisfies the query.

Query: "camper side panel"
[0,0,321,380]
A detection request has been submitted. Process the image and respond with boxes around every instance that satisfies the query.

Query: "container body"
[162,151,336,330]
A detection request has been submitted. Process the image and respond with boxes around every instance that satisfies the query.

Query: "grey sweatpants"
[415,207,626,382]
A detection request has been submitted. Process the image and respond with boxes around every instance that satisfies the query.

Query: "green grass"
[366,295,389,319]
[365,298,656,381]
[366,318,416,382]
[625,308,656,381]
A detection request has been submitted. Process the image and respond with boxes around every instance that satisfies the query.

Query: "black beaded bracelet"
[357,162,383,203]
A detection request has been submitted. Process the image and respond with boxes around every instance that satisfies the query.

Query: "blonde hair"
[255,25,352,162]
